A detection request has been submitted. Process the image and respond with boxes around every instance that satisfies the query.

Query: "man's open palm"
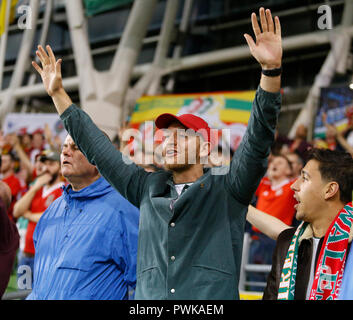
[32,45,63,97]
[244,8,282,69]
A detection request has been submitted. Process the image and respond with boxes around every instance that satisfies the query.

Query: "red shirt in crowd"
[24,182,64,255]
[2,174,22,222]
[253,177,297,233]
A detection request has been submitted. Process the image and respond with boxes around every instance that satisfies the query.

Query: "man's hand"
[32,45,72,115]
[33,172,52,190]
[32,45,63,97]
[244,8,282,70]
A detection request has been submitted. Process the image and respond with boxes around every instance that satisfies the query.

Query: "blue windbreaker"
[27,177,139,300]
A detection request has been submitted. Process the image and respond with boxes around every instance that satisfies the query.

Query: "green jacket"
[60,86,281,300]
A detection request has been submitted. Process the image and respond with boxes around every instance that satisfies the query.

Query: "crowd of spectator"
[0,106,352,297]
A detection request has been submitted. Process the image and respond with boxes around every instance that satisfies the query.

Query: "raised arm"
[8,134,33,175]
[336,131,353,157]
[322,112,353,156]
[32,46,149,207]
[13,173,51,219]
[225,8,282,204]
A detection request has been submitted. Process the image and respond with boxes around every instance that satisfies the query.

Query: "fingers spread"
[32,61,43,75]
[37,45,49,65]
[46,45,56,65]
[244,33,256,52]
[55,59,62,75]
[274,16,281,36]
[35,49,45,66]
[251,12,261,37]
[259,7,268,33]
[266,9,274,33]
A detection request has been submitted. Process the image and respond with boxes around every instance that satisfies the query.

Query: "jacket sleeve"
[225,86,281,205]
[60,104,149,208]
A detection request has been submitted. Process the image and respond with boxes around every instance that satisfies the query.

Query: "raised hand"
[244,8,282,70]
[32,45,63,97]
[33,172,52,190]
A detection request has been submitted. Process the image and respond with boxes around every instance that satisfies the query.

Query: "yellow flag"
[0,0,18,36]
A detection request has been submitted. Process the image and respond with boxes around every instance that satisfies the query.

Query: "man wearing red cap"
[33,8,282,299]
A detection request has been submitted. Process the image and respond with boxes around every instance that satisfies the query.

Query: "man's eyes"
[61,145,79,151]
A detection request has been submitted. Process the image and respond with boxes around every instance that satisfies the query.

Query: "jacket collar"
[299,223,353,244]
[165,167,211,186]
[63,176,111,200]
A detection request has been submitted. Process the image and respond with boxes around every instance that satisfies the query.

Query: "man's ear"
[200,141,211,158]
[324,181,340,200]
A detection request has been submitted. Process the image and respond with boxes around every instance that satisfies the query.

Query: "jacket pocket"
[137,266,159,284]
[192,264,233,282]
[191,264,235,299]
[136,266,165,299]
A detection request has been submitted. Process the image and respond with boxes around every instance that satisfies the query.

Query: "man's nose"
[165,132,177,146]
[61,147,71,157]
[290,178,299,191]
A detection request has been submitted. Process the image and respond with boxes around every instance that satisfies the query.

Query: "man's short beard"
[164,162,192,172]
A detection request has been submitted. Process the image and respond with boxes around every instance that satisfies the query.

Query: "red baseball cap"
[155,113,211,143]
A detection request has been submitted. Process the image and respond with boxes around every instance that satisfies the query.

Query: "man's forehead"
[167,121,187,130]
[64,135,76,145]
[302,159,320,175]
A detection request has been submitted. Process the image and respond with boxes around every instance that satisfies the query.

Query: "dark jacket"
[60,86,281,300]
[263,225,352,300]
[0,198,19,297]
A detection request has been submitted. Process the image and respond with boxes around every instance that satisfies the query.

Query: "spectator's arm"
[23,211,44,223]
[336,130,353,156]
[13,173,51,218]
[246,205,291,240]
[225,86,281,204]
[32,45,149,207]
[9,134,33,173]
[323,118,353,156]
[44,123,61,153]
[60,105,149,207]
[225,9,282,204]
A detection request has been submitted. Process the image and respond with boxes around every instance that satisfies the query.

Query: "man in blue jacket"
[26,135,139,300]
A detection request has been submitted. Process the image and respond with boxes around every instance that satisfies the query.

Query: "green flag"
[83,0,134,16]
